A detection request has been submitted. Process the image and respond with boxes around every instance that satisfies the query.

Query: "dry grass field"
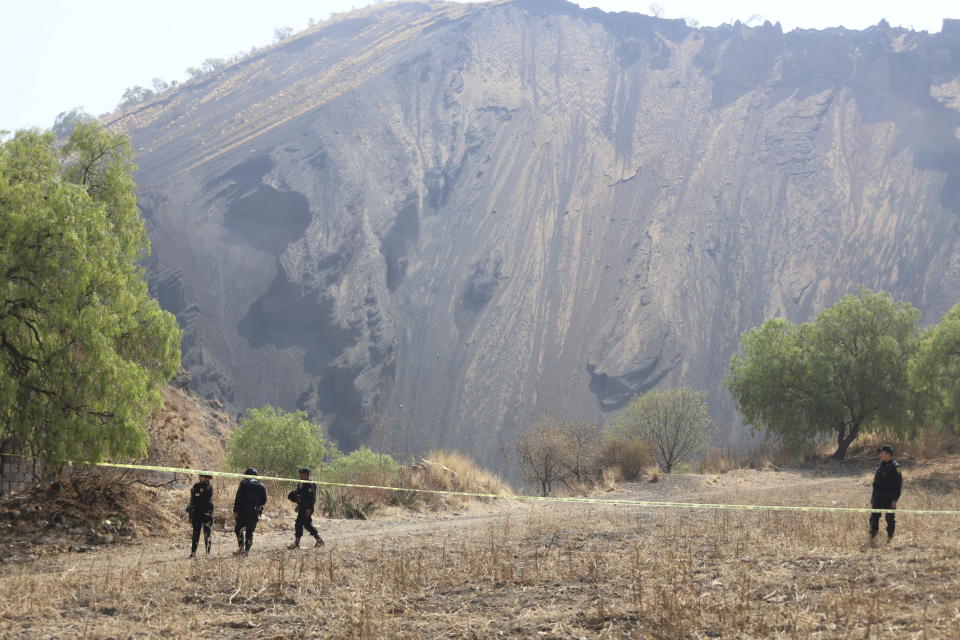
[2,461,960,639]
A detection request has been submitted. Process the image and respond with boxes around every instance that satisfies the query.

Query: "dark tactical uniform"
[288,482,323,546]
[870,459,903,539]
[233,477,268,553]
[187,479,214,555]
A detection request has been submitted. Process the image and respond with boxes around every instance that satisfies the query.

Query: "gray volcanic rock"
[111,1,960,465]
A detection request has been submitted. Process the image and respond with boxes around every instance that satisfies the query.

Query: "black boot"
[287,538,301,550]
[314,536,324,548]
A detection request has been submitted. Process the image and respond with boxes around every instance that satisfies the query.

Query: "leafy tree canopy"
[117,86,154,109]
[726,289,921,458]
[273,26,294,42]
[0,124,181,463]
[912,302,960,429]
[614,387,712,473]
[51,107,94,140]
[226,406,335,478]
[321,446,399,484]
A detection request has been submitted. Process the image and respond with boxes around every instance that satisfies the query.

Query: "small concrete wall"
[0,451,39,496]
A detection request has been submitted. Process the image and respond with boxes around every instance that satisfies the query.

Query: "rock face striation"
[110,0,960,465]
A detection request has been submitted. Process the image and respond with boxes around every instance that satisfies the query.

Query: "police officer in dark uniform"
[287,467,324,549]
[869,444,903,547]
[186,473,214,558]
[233,468,268,556]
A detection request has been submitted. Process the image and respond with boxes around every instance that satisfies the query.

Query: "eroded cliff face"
[111,0,960,465]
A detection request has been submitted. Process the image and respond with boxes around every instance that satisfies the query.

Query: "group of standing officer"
[185,467,324,558]
[185,445,905,557]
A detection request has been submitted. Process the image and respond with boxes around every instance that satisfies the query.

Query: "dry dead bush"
[599,465,623,490]
[597,436,652,480]
[396,450,512,510]
[509,412,608,495]
[416,450,512,495]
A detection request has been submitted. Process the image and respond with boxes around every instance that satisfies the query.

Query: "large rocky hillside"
[107,0,960,465]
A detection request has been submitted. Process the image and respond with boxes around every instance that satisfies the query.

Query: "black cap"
[244,468,258,476]
[298,467,310,475]
[199,473,213,479]
[878,445,894,454]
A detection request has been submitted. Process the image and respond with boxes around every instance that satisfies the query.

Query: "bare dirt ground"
[3,462,960,639]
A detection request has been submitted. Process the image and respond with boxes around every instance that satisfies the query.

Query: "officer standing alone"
[287,467,324,549]
[233,468,268,556]
[869,444,903,547]
[187,473,214,558]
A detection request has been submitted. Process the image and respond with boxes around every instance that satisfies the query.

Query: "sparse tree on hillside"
[0,124,181,463]
[201,58,226,74]
[616,388,712,473]
[151,77,176,93]
[226,406,334,478]
[726,289,922,459]
[274,26,294,42]
[117,86,154,109]
[185,66,203,79]
[51,107,94,140]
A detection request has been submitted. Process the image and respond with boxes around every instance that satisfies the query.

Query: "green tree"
[726,289,921,459]
[226,406,334,478]
[151,77,176,93]
[51,107,94,140]
[615,387,712,473]
[201,58,226,73]
[321,446,399,483]
[117,86,154,109]
[912,302,960,429]
[0,124,181,463]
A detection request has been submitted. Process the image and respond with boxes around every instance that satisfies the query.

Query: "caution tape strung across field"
[66,460,957,516]
[1,453,951,515]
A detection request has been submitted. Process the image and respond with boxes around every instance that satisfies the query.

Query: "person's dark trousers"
[191,513,212,554]
[234,512,259,552]
[869,497,896,538]
[295,509,321,541]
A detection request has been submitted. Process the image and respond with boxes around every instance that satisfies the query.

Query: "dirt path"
[22,466,871,577]
[7,464,960,639]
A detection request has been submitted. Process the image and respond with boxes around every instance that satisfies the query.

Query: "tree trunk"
[832,422,860,459]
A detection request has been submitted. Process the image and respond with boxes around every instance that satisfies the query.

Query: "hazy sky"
[2,0,956,133]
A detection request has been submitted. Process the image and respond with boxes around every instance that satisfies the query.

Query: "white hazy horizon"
[2,0,956,133]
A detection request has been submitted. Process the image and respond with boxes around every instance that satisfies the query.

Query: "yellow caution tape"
[79,460,950,516]
[1,453,946,515]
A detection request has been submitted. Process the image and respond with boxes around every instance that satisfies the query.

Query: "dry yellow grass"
[391,449,514,512]
[417,450,513,497]
[148,386,235,471]
[3,460,960,638]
